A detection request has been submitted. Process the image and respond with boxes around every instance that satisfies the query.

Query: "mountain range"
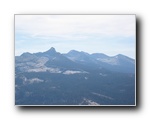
[15,47,135,105]
[16,47,135,74]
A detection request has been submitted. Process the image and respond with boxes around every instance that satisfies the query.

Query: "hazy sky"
[15,15,135,58]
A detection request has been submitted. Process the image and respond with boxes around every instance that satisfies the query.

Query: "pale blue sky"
[15,15,135,58]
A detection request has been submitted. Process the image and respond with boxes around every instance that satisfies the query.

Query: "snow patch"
[28,78,44,84]
[92,92,114,100]
[27,67,61,73]
[63,70,88,75]
[36,57,49,67]
[80,98,100,105]
[99,73,107,76]
[20,76,44,84]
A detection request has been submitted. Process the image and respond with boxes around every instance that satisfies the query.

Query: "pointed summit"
[49,47,56,52]
[46,47,56,53]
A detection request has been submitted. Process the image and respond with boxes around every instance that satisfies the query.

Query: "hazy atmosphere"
[15,15,135,58]
[15,15,136,106]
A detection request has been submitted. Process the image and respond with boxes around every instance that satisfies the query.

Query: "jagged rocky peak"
[49,47,56,51]
[46,47,56,53]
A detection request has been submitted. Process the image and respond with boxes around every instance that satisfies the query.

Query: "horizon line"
[15,47,135,59]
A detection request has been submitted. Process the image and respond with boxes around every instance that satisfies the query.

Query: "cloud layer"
[15,15,135,58]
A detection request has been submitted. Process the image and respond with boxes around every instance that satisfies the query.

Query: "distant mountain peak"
[21,52,32,57]
[115,54,132,59]
[49,47,56,51]
[68,50,79,54]
[68,50,89,55]
[46,47,56,53]
[116,54,124,57]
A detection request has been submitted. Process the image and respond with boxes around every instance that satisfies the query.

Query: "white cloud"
[15,15,135,40]
[15,15,135,58]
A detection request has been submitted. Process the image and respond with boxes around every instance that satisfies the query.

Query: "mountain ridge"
[16,47,135,73]
[18,47,134,60]
[18,47,134,59]
[15,47,135,105]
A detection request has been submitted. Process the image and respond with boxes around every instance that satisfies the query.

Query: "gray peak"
[49,47,56,51]
[21,52,32,57]
[46,47,56,53]
[68,50,79,54]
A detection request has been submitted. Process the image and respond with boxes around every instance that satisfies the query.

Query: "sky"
[15,15,135,58]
